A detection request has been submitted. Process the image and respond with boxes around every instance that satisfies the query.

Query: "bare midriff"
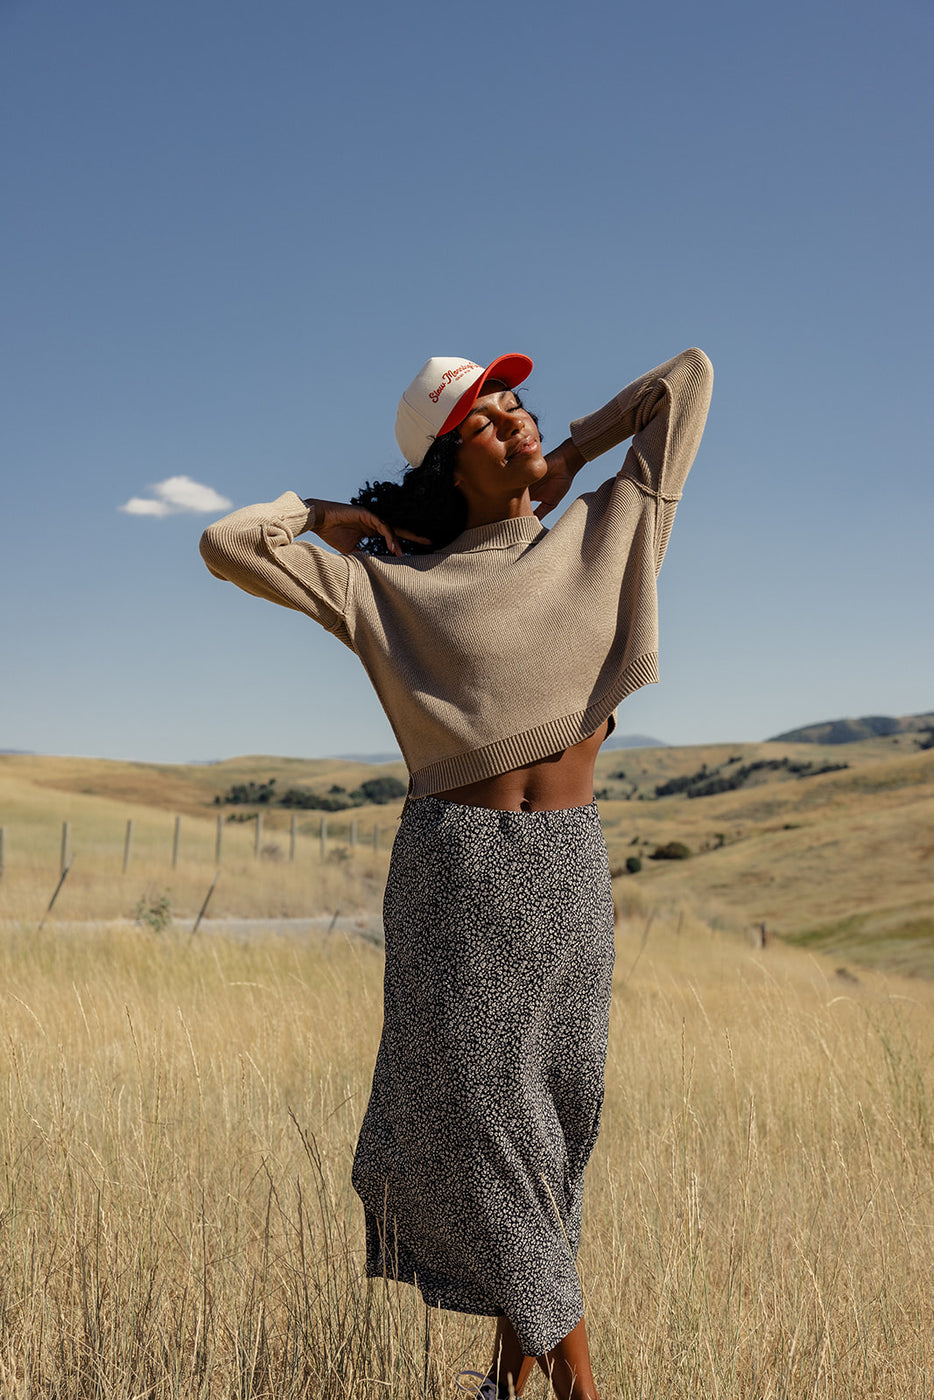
[433,721,610,813]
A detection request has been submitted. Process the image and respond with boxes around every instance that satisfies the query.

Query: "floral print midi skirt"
[351,795,616,1356]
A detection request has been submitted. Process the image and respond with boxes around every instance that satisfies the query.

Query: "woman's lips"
[508,437,538,458]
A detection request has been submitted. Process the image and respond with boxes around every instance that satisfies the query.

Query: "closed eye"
[466,395,522,435]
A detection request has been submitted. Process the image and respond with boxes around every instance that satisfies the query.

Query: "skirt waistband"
[402,793,603,838]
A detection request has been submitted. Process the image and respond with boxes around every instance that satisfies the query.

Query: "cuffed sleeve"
[199,491,355,643]
[569,348,713,501]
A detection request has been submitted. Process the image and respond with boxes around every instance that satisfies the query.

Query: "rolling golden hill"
[593,733,934,972]
[1,733,932,972]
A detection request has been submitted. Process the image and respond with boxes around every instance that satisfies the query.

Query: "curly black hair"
[351,393,538,556]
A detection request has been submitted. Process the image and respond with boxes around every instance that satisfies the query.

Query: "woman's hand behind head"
[351,439,468,556]
[308,500,431,557]
[532,438,587,520]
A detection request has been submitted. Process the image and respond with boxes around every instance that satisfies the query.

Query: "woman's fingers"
[316,503,395,554]
[313,501,433,555]
[372,518,403,556]
[531,475,570,514]
[395,529,434,545]
[343,510,398,555]
[381,531,435,554]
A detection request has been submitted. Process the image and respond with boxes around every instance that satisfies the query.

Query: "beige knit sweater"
[200,348,713,796]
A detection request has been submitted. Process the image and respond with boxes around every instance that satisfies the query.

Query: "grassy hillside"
[769,709,934,744]
[0,750,409,817]
[593,735,934,973]
[2,735,932,974]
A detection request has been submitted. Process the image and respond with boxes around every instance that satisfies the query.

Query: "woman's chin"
[516,455,548,484]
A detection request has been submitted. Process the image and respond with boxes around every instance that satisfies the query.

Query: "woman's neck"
[464,489,535,530]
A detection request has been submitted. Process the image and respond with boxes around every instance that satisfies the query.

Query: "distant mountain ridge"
[602,733,666,750]
[332,735,667,762]
[332,752,403,765]
[768,711,934,745]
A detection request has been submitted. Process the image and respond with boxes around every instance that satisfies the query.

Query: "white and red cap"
[395,352,533,468]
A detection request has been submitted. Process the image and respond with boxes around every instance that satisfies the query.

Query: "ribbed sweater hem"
[408,651,659,797]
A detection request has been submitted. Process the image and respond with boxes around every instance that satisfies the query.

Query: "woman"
[200,345,713,1399]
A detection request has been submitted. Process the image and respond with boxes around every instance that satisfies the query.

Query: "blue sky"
[2,0,932,762]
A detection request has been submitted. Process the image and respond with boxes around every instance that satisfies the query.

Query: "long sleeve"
[569,347,713,501]
[199,491,355,644]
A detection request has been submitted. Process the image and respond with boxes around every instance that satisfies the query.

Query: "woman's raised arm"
[200,491,431,640]
[199,491,358,639]
[568,347,713,501]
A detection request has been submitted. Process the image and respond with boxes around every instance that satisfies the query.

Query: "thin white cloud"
[119,475,232,517]
[121,496,175,517]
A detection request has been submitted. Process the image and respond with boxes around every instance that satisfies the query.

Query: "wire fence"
[0,810,392,881]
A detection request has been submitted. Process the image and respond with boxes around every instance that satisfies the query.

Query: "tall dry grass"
[1,911,932,1398]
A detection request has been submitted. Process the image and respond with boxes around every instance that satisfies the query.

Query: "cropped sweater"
[200,348,713,796]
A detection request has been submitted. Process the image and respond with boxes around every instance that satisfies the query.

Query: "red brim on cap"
[438,352,533,436]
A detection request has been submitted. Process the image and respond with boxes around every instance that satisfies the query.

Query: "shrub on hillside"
[654,756,849,801]
[279,787,355,811]
[650,841,691,861]
[215,779,277,806]
[135,891,172,933]
[218,773,407,811]
[357,776,407,804]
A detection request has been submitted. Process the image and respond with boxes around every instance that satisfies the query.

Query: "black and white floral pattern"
[351,795,615,1357]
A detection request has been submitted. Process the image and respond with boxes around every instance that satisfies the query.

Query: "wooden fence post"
[349,819,357,850]
[254,811,263,858]
[373,824,379,854]
[289,812,297,862]
[320,817,328,861]
[215,813,224,866]
[191,870,221,937]
[39,858,75,931]
[172,816,181,870]
[60,821,70,875]
[122,819,133,874]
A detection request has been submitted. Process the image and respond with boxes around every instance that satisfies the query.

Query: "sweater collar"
[444,515,545,555]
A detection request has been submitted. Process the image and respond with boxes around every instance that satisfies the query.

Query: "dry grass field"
[1,743,932,1396]
[1,912,932,1398]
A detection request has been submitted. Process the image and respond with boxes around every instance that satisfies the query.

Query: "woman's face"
[453,381,546,513]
